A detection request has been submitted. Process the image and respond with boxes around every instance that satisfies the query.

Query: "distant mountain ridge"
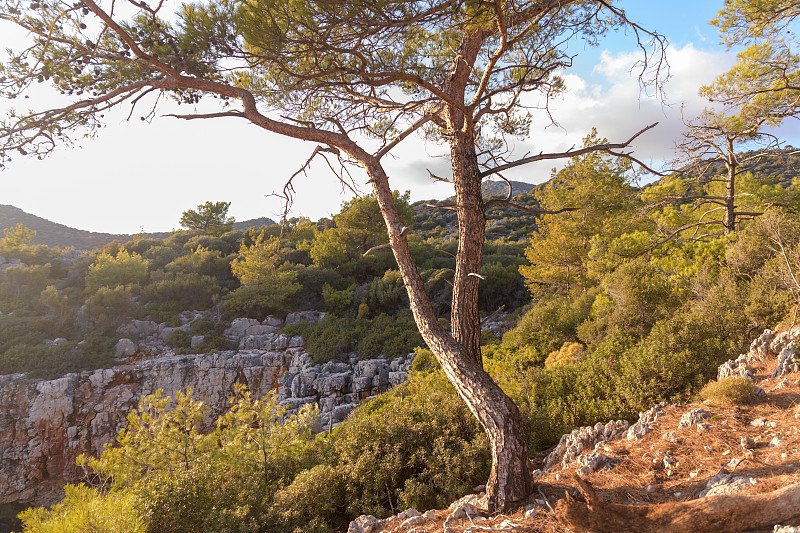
[481,179,538,198]
[0,205,275,250]
[445,179,539,202]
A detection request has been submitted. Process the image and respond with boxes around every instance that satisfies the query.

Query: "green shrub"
[85,251,149,293]
[699,376,756,406]
[272,465,344,533]
[221,283,298,320]
[329,371,490,518]
[322,283,355,314]
[80,285,141,335]
[283,313,422,362]
[167,329,191,353]
[144,303,183,326]
[139,466,265,533]
[142,271,222,312]
[544,341,584,369]
[356,270,406,315]
[411,347,439,373]
[18,484,146,533]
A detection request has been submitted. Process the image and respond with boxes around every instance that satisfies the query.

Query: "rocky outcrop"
[540,326,800,480]
[716,327,800,382]
[0,316,413,506]
[541,420,629,473]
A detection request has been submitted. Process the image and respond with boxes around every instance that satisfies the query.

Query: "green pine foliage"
[5,152,800,531]
[17,374,489,533]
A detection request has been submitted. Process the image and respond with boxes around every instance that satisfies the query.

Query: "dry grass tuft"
[699,376,756,406]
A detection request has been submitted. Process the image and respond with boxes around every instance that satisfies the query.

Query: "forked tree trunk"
[363,155,534,512]
[723,137,738,234]
[450,129,486,364]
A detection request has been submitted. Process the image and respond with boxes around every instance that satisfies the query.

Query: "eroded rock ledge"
[0,315,413,506]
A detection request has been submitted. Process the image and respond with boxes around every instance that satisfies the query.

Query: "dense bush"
[699,376,756,406]
[18,372,489,533]
[283,313,423,362]
[274,371,490,529]
[85,251,149,293]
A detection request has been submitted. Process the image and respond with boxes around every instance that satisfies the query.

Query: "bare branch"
[427,168,454,184]
[483,200,579,216]
[363,243,392,257]
[376,110,440,160]
[480,123,658,178]
[164,111,246,120]
[479,304,506,327]
[415,202,458,212]
[434,248,457,258]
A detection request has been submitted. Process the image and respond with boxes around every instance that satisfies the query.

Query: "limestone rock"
[396,509,421,520]
[699,474,758,498]
[45,338,68,347]
[626,402,667,440]
[0,327,412,506]
[575,452,618,477]
[190,336,205,350]
[661,431,681,443]
[347,514,382,533]
[114,338,137,357]
[444,501,479,526]
[400,515,426,528]
[263,315,283,327]
[772,341,799,378]
[225,318,278,338]
[678,408,709,429]
[544,419,628,471]
[750,329,775,359]
[284,311,326,326]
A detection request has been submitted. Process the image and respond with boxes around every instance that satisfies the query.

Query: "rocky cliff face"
[0,314,413,506]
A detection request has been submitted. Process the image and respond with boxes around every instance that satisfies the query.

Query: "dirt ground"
[379,336,800,533]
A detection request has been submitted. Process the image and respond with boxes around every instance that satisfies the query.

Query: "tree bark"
[450,128,486,364]
[362,157,533,512]
[723,137,737,234]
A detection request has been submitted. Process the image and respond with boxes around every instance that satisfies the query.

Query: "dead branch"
[434,248,456,258]
[427,168,454,184]
[479,304,506,327]
[363,243,391,257]
[375,109,440,159]
[415,203,458,212]
[480,123,658,178]
[556,477,800,533]
[483,200,579,216]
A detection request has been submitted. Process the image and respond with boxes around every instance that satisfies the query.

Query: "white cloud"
[3,40,795,233]
[515,43,737,175]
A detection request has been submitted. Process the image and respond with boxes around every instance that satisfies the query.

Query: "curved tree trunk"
[362,156,533,512]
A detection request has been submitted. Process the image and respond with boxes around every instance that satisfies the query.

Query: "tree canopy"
[179,201,235,235]
[0,0,666,511]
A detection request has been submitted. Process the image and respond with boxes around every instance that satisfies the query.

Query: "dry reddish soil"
[380,339,800,533]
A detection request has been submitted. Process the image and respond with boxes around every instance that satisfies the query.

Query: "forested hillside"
[3,143,800,531]
[0,204,275,250]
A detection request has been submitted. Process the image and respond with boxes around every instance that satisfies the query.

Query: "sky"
[1,0,798,235]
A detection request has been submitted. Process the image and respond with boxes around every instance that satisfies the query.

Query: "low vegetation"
[699,376,757,406]
[4,146,800,529]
